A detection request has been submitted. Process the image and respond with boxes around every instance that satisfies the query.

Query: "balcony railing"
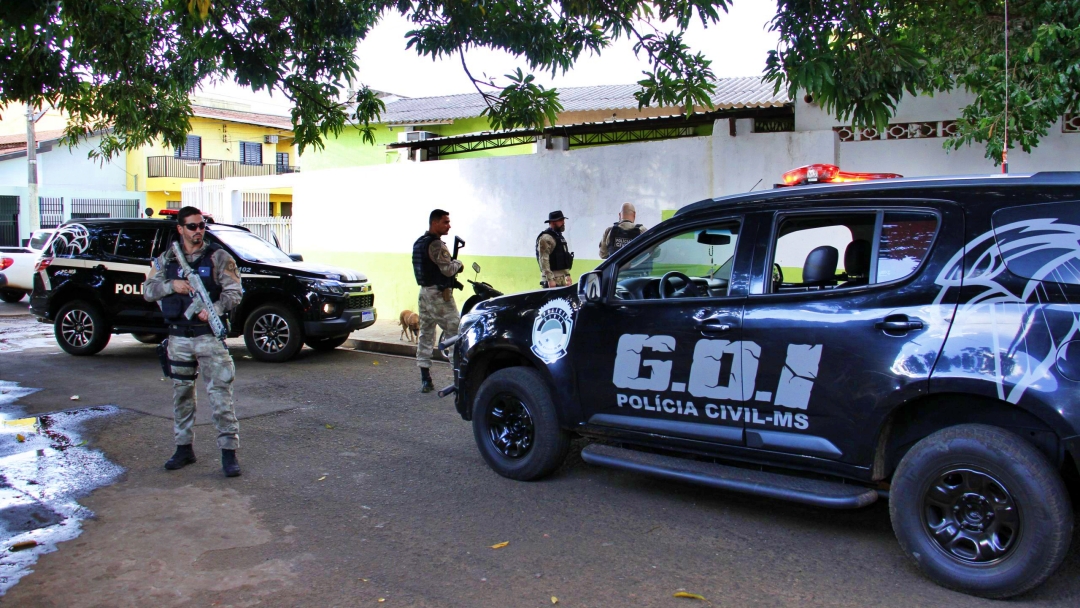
[147,156,300,180]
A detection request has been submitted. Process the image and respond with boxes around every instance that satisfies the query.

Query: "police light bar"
[158,209,214,222]
[779,164,903,187]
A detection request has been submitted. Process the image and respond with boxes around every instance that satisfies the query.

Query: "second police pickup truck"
[30,218,376,361]
[446,169,1080,598]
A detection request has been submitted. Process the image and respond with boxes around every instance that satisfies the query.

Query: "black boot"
[221,449,242,477]
[420,368,434,393]
[164,444,196,470]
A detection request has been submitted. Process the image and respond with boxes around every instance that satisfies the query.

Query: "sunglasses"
[182,221,207,231]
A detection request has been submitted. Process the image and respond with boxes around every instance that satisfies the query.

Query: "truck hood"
[258,261,368,283]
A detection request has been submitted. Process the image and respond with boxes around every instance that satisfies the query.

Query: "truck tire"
[304,334,350,351]
[472,367,570,481]
[0,288,27,303]
[132,332,164,344]
[54,300,112,356]
[243,303,303,362]
[890,424,1073,598]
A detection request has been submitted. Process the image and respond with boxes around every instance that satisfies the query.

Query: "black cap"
[545,210,568,223]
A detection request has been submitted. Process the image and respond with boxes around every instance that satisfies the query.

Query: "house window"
[166,201,182,210]
[276,152,289,169]
[240,141,263,165]
[280,202,293,217]
[174,135,201,159]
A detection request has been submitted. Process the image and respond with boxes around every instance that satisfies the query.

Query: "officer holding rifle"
[412,209,464,393]
[143,206,244,477]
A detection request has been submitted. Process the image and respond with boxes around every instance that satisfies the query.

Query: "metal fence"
[0,196,18,246]
[71,198,140,221]
[147,156,299,180]
[39,197,64,229]
[242,216,293,253]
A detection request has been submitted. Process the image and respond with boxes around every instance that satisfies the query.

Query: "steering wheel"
[772,263,784,292]
[659,271,701,299]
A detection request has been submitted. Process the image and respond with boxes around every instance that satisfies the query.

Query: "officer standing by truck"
[143,206,244,477]
[413,209,464,393]
[599,202,646,259]
[536,210,574,288]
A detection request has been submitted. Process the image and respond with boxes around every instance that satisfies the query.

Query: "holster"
[441,288,453,302]
[157,339,198,381]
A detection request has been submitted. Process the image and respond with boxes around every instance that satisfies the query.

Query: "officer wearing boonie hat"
[536,210,574,288]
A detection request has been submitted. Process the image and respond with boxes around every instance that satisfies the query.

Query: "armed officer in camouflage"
[536,210,575,288]
[143,206,244,477]
[599,202,646,259]
[413,209,464,393]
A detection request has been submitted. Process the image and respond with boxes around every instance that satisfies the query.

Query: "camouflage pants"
[168,334,239,450]
[416,286,460,369]
[544,270,572,288]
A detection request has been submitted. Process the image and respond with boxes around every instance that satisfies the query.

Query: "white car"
[0,229,54,303]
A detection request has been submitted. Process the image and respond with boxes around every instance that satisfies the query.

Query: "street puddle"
[0,380,123,594]
[0,316,56,353]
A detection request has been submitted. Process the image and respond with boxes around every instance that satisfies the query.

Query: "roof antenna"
[1002,0,1009,174]
[748,178,763,192]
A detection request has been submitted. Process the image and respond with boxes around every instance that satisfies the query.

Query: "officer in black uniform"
[599,202,646,259]
[536,210,574,288]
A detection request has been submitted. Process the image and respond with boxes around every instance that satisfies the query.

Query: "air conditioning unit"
[397,131,436,143]
[264,135,279,144]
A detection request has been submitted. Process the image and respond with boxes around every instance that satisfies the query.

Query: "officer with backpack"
[599,202,647,259]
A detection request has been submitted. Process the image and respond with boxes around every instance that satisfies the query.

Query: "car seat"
[840,239,872,287]
[802,245,839,288]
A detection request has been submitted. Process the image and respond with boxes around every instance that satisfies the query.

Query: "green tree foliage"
[0,0,727,157]
[766,1,1080,163]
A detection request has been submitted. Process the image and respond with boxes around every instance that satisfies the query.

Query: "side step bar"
[580,443,879,509]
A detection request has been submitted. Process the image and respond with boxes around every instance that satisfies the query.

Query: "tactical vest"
[412,233,455,289]
[160,244,223,326]
[536,228,574,271]
[607,222,644,254]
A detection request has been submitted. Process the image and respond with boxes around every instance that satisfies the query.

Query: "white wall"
[0,135,127,191]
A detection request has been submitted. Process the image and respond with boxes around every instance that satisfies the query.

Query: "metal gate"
[39,197,64,229]
[0,196,18,246]
[71,198,139,220]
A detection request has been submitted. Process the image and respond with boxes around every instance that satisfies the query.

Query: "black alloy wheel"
[472,367,570,481]
[921,467,1019,564]
[243,303,303,362]
[485,394,535,459]
[890,424,1073,598]
[54,300,111,355]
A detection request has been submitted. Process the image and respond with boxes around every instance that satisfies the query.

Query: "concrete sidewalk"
[347,317,448,361]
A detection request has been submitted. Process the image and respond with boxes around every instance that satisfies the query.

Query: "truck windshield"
[210,230,293,263]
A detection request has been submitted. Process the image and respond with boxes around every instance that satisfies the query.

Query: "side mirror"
[697,232,731,246]
[289,253,304,262]
[579,271,603,304]
[472,261,481,274]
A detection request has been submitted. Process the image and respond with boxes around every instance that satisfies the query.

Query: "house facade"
[125,103,298,217]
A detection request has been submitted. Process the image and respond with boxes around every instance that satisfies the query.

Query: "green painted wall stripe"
[305,251,600,316]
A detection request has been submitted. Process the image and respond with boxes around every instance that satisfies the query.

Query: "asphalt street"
[1,304,1080,607]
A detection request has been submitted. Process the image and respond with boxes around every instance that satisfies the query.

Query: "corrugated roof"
[0,129,68,155]
[191,105,293,130]
[379,76,788,124]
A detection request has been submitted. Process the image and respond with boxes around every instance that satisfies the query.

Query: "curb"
[344,338,448,362]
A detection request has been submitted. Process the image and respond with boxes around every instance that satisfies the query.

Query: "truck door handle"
[695,318,737,334]
[875,316,924,332]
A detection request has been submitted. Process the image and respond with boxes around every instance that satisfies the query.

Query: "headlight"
[300,278,346,295]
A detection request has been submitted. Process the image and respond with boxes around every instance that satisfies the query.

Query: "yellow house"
[126,104,297,216]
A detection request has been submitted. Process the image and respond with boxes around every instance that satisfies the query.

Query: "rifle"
[452,236,465,260]
[170,241,228,340]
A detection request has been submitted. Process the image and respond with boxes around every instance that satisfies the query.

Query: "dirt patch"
[5,484,304,607]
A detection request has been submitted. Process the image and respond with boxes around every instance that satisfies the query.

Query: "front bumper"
[304,307,376,337]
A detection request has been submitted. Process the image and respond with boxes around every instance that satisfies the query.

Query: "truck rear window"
[992,201,1080,286]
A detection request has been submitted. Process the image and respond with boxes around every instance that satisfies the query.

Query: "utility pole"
[26,104,40,232]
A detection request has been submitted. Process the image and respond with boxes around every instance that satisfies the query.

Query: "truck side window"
[114,228,158,260]
[877,212,938,283]
[96,229,120,256]
[614,221,740,300]
[770,214,876,292]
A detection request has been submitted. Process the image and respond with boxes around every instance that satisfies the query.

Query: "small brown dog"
[398,309,419,342]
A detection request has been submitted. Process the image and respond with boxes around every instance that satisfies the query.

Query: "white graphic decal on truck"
[531,298,574,363]
[933,218,1080,404]
[612,334,821,429]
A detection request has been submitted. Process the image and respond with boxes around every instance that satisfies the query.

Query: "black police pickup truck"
[30,218,375,361]
[447,171,1080,598]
